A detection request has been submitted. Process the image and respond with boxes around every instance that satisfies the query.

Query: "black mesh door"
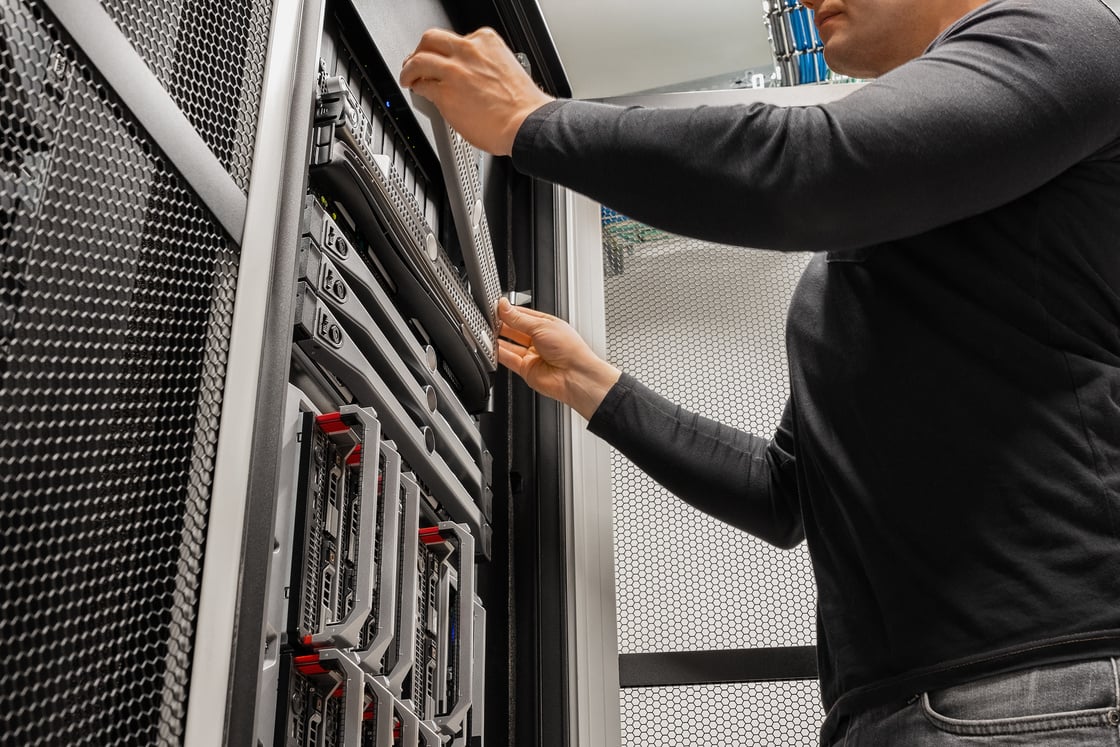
[0,2,261,743]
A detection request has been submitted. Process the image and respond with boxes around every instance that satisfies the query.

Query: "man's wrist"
[508,98,562,159]
[567,360,622,421]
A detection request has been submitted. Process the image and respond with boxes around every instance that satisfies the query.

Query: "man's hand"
[496,298,621,420]
[400,27,554,157]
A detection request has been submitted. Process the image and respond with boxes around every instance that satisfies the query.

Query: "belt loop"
[1111,657,1120,708]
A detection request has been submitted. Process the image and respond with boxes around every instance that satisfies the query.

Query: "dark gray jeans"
[830,658,1120,745]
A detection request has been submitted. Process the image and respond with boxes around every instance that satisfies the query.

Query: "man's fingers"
[496,299,545,336]
[465,26,501,43]
[497,339,528,375]
[507,304,559,321]
[414,27,465,57]
[401,29,461,88]
[407,78,437,105]
[497,298,560,337]
[497,321,532,348]
[399,51,453,89]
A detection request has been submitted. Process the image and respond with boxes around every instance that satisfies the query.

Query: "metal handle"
[387,472,423,695]
[354,440,403,673]
[309,405,381,649]
[410,93,503,329]
[318,650,395,747]
[432,522,476,737]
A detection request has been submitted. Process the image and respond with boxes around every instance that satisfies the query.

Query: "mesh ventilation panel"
[1,2,239,744]
[603,221,816,653]
[620,681,824,747]
[98,0,274,191]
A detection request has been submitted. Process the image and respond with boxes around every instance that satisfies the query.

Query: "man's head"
[801,0,990,77]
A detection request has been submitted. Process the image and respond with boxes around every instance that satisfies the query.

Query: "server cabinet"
[0,1,572,746]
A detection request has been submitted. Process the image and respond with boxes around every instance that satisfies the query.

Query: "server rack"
[0,1,573,746]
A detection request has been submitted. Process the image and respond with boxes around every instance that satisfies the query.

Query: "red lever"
[346,444,362,467]
[294,654,328,677]
[418,526,445,546]
[316,412,349,434]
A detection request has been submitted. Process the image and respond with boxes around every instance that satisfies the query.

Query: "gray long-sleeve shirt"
[512,0,1120,738]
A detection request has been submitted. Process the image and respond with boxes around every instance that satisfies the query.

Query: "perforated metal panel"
[620,681,823,747]
[442,127,502,325]
[605,218,821,740]
[604,225,816,654]
[0,2,239,744]
[365,152,496,369]
[613,452,817,653]
[98,0,274,190]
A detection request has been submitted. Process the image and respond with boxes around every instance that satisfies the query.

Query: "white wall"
[535,0,774,99]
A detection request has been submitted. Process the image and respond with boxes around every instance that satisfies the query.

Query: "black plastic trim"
[536,200,570,747]
[508,175,570,747]
[619,647,819,688]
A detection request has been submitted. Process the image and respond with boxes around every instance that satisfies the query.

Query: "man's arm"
[495,299,803,548]
[513,0,1120,251]
[590,375,804,549]
[404,0,1120,251]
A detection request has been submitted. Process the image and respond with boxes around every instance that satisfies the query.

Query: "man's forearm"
[589,375,804,549]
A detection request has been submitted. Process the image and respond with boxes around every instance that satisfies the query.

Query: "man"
[402,0,1120,743]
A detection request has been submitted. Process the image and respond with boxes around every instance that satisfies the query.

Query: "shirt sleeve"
[587,373,803,549]
[512,0,1120,252]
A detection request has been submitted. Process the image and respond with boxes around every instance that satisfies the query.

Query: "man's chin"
[822,48,877,79]
[821,47,855,77]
